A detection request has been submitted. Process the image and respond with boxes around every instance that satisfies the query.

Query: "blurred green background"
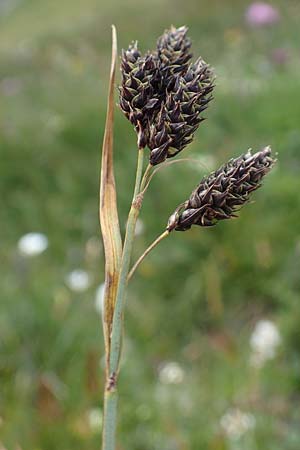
[1,0,300,448]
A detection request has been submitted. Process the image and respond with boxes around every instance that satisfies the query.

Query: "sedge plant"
[99,25,275,450]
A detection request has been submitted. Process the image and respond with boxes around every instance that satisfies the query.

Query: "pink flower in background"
[271,48,289,66]
[245,2,280,27]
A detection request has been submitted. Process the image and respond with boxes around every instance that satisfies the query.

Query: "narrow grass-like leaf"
[99,25,122,364]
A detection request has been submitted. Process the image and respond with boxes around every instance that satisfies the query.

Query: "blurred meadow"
[1,0,300,448]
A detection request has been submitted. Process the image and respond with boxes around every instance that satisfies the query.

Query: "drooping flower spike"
[167,147,275,231]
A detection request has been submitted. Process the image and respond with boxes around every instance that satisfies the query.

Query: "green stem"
[127,230,170,281]
[132,149,145,200]
[102,148,144,450]
[102,389,118,450]
[110,147,144,373]
[139,163,153,193]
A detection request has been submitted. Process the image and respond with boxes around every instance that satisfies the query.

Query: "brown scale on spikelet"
[156,25,193,90]
[148,58,214,165]
[167,147,276,231]
[119,26,215,159]
[119,43,160,148]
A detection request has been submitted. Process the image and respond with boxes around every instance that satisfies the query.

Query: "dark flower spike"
[156,25,193,89]
[119,42,160,148]
[119,27,214,156]
[167,147,276,231]
[149,58,214,165]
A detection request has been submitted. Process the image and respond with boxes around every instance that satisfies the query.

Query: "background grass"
[1,0,300,448]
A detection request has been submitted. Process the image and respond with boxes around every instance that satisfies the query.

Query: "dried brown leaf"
[99,25,122,365]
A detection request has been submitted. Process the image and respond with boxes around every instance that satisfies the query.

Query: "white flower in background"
[65,270,91,292]
[87,408,102,432]
[158,361,185,385]
[250,319,281,368]
[18,232,48,256]
[220,408,255,440]
[95,283,105,315]
[135,218,144,236]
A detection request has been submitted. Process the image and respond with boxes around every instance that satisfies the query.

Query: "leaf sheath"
[99,25,122,366]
